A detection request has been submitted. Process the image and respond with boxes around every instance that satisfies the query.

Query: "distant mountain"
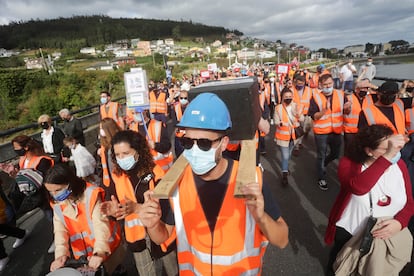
[0,15,243,49]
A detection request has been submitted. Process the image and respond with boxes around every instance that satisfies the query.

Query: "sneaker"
[12,229,30,248]
[0,257,9,271]
[48,241,55,253]
[318,179,328,191]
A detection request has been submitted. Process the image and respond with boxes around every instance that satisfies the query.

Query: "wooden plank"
[234,139,257,198]
[152,154,189,198]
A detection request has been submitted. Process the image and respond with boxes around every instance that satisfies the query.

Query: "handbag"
[359,192,377,256]
[294,125,305,138]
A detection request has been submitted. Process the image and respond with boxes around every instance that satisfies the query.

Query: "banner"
[124,68,150,109]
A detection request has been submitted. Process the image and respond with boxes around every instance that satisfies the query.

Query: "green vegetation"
[0,15,242,49]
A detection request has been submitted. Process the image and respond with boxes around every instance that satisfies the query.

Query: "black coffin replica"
[188,77,261,140]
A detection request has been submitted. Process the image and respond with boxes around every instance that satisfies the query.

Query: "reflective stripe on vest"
[343,94,363,133]
[274,105,298,141]
[406,108,414,134]
[172,163,269,275]
[100,146,111,187]
[149,92,167,114]
[293,87,313,115]
[19,155,54,170]
[52,184,120,258]
[364,102,405,134]
[312,89,344,134]
[148,120,173,171]
[100,102,121,126]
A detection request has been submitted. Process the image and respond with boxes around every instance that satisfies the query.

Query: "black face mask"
[379,94,396,105]
[14,148,26,156]
[406,87,414,93]
[358,91,368,98]
[284,99,293,105]
[40,122,49,129]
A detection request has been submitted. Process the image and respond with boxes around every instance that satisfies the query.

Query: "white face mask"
[133,114,143,123]
[179,98,188,105]
[183,141,221,175]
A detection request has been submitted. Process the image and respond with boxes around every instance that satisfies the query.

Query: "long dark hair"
[12,135,45,156]
[346,124,394,163]
[111,130,155,176]
[43,163,86,201]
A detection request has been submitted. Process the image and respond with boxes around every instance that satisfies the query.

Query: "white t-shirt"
[336,164,407,235]
[340,64,356,81]
[70,144,96,178]
[41,127,55,154]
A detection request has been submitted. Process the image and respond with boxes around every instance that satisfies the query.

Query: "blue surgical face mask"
[295,85,304,90]
[183,141,221,175]
[391,151,401,164]
[322,87,333,95]
[179,99,189,105]
[100,97,108,104]
[52,187,72,202]
[116,155,137,171]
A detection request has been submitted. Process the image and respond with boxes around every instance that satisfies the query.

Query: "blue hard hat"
[177,93,232,130]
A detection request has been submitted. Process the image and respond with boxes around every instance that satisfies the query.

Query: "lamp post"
[227,45,231,68]
[276,46,282,64]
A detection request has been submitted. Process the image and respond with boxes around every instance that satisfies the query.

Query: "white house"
[80,47,96,55]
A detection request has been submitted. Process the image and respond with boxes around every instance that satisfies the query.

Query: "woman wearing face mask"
[44,163,123,274]
[100,130,178,276]
[171,89,190,158]
[98,118,122,198]
[325,125,413,275]
[274,87,304,186]
[37,114,65,163]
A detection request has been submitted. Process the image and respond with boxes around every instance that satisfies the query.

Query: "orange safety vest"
[52,184,121,259]
[312,89,345,134]
[147,120,173,172]
[111,165,164,243]
[100,146,111,187]
[171,162,268,275]
[174,103,186,138]
[274,104,300,141]
[363,101,405,134]
[149,91,168,115]
[406,108,414,134]
[343,94,368,134]
[100,102,122,127]
[19,155,54,170]
[292,86,313,115]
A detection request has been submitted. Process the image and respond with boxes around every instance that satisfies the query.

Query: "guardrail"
[0,97,125,163]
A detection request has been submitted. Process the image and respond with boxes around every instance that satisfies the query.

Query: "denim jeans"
[314,133,342,180]
[279,140,294,172]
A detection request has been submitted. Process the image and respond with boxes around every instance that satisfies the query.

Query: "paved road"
[1,129,413,275]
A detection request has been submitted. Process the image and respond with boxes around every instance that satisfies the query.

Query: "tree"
[172,25,181,40]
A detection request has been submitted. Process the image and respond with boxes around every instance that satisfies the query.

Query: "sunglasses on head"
[180,136,223,151]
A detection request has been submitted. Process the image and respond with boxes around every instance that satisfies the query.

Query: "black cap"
[377,81,399,95]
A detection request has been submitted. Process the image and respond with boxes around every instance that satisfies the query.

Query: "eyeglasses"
[180,136,223,151]
[180,97,188,100]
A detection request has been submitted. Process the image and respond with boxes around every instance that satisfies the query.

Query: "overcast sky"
[1,0,413,50]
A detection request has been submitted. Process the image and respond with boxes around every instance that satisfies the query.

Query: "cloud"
[1,0,413,49]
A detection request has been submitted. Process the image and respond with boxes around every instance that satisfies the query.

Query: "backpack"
[15,169,43,196]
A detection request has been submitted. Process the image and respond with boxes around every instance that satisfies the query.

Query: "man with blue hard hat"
[138,92,289,274]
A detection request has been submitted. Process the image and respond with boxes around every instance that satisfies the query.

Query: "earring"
[368,153,373,157]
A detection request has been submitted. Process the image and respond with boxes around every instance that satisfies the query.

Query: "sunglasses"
[180,136,223,151]
[180,97,188,100]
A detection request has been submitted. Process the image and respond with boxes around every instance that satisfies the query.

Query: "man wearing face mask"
[292,75,314,155]
[358,81,406,135]
[129,109,173,172]
[343,79,377,151]
[99,91,125,130]
[171,87,190,158]
[308,74,351,191]
[358,57,376,81]
[138,93,289,275]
